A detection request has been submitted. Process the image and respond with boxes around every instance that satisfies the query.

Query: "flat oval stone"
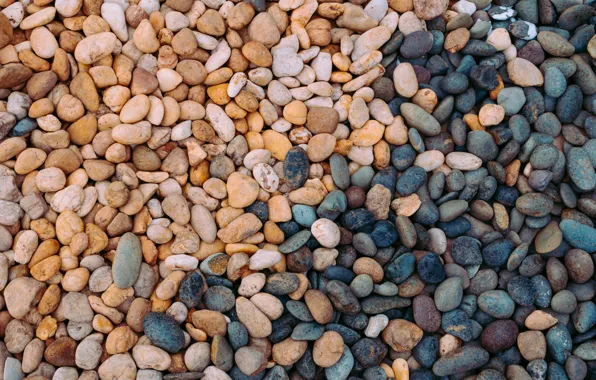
[330,154,350,190]
[546,323,572,364]
[279,230,311,253]
[400,103,441,136]
[340,208,376,231]
[360,295,411,314]
[417,253,445,284]
[112,232,142,288]
[560,219,596,253]
[326,280,361,315]
[434,277,463,312]
[441,309,473,341]
[400,31,434,59]
[143,312,186,353]
[481,320,519,353]
[396,166,427,196]
[567,147,596,192]
[482,239,514,266]
[432,346,490,376]
[292,322,324,341]
[264,273,300,295]
[507,276,536,306]
[179,272,205,308]
[284,147,310,190]
[556,84,583,123]
[385,252,415,284]
[351,338,387,367]
[478,290,515,318]
[203,286,235,312]
[451,236,482,266]
[516,193,554,217]
[412,295,441,332]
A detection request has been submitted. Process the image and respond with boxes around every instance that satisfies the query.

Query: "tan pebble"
[30,256,61,282]
[304,290,333,324]
[267,195,292,222]
[517,331,546,361]
[525,310,558,330]
[391,194,422,216]
[393,62,418,98]
[308,133,336,162]
[236,297,272,338]
[444,28,470,53]
[227,172,260,208]
[288,186,326,206]
[313,331,344,368]
[507,58,544,87]
[445,152,483,171]
[414,150,445,171]
[119,94,150,124]
[392,358,409,380]
[134,19,160,53]
[478,104,505,126]
[283,100,308,125]
[248,12,281,48]
[349,120,384,147]
[250,292,284,320]
[272,338,308,366]
[15,148,46,174]
[381,319,423,352]
[36,316,57,340]
[493,202,509,231]
[98,354,137,380]
[74,32,117,65]
[133,344,171,371]
[353,257,384,283]
[106,325,138,354]
[487,28,511,51]
[61,267,90,292]
[262,130,292,160]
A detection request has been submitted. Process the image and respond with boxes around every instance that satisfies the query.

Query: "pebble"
[478,290,515,318]
[381,319,423,352]
[112,232,142,288]
[434,277,463,312]
[432,346,490,376]
[143,312,186,353]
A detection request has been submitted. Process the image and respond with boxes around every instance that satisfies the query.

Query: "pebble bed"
[0,0,596,378]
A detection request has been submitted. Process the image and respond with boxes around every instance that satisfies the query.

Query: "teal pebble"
[325,345,354,380]
[567,147,596,191]
[12,117,37,137]
[544,67,567,98]
[330,153,350,190]
[351,166,375,188]
[279,230,311,253]
[317,190,347,220]
[477,290,515,318]
[373,282,398,297]
[560,219,596,253]
[497,87,526,115]
[291,322,324,341]
[350,274,374,298]
[292,205,317,227]
[408,128,425,153]
[112,232,142,288]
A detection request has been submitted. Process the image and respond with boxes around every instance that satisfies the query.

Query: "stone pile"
[0,0,595,379]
